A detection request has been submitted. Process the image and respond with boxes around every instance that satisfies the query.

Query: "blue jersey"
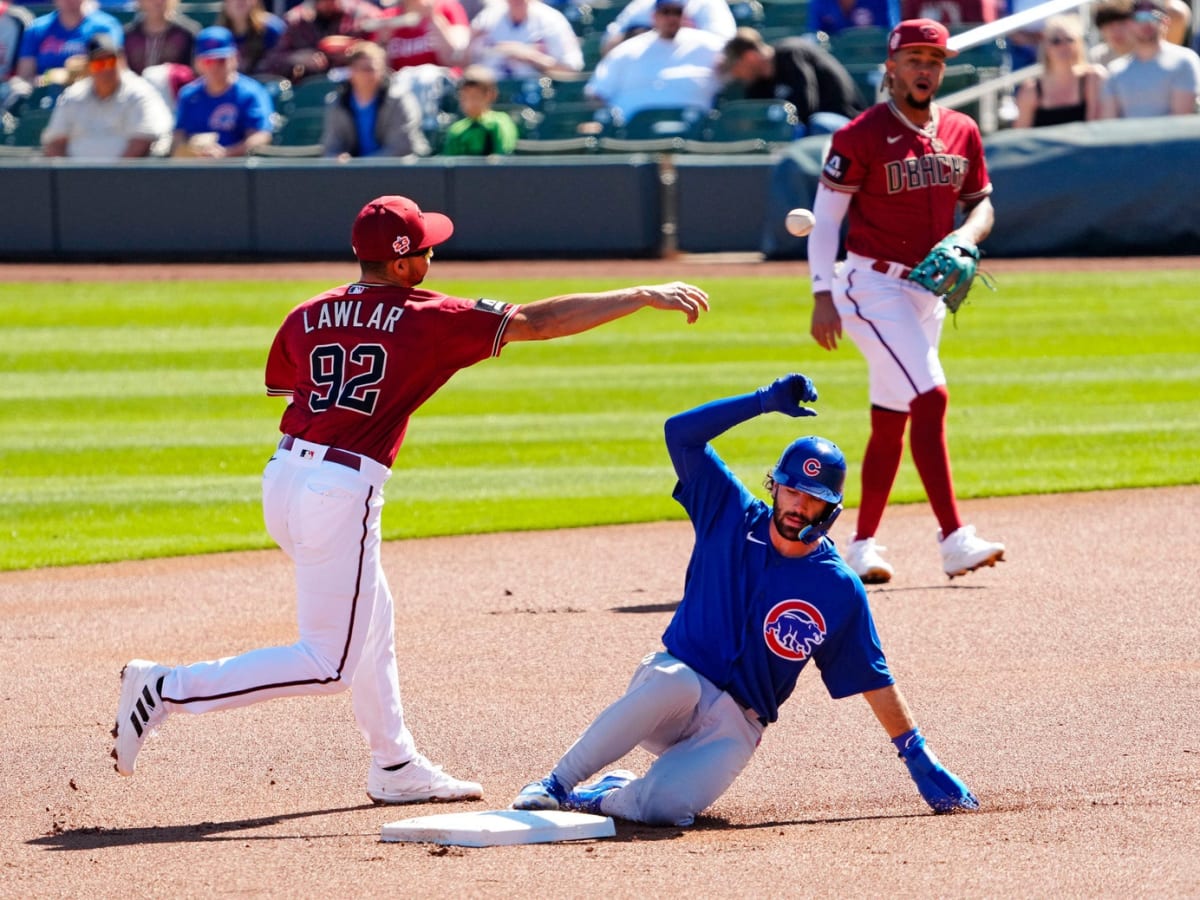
[18,9,123,74]
[174,74,274,147]
[662,424,893,723]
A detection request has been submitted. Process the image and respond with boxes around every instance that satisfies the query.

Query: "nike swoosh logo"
[887,135,903,144]
[746,532,766,545]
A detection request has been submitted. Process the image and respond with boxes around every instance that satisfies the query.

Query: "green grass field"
[1,270,1197,571]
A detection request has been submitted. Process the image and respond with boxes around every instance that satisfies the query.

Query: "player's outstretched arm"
[503,282,709,343]
[664,374,817,481]
[863,684,979,813]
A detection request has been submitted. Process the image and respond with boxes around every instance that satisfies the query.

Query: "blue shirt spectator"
[808,0,899,36]
[16,0,122,81]
[173,25,274,155]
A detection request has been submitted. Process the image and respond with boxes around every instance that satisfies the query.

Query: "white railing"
[940,0,1098,132]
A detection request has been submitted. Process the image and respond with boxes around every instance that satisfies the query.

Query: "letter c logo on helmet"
[772,436,846,504]
[771,436,846,544]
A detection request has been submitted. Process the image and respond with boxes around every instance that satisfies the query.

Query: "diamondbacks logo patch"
[392,235,411,255]
[763,599,827,661]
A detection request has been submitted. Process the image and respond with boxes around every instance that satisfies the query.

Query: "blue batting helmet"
[771,436,846,504]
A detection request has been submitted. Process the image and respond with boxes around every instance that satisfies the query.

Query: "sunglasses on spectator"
[88,55,119,72]
[657,6,685,14]
[1046,35,1076,44]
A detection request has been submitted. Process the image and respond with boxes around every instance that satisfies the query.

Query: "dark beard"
[905,92,933,110]
[772,505,811,543]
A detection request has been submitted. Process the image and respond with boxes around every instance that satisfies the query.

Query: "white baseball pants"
[835,252,948,412]
[157,437,417,768]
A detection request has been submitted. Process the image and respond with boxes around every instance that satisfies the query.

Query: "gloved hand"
[893,728,979,813]
[756,373,818,418]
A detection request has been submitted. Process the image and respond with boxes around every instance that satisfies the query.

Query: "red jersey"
[265,282,518,467]
[376,0,468,70]
[819,101,991,267]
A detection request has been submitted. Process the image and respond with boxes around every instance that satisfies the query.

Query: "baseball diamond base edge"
[380,809,616,846]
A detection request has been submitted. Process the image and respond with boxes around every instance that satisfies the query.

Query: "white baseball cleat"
[938,525,1005,578]
[367,754,483,805]
[111,659,171,776]
[843,537,895,584]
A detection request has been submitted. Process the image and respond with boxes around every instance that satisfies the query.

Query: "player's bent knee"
[646,661,703,710]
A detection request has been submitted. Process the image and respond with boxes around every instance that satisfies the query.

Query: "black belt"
[870,259,913,279]
[278,435,361,471]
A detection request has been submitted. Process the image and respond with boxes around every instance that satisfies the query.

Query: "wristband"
[892,727,924,757]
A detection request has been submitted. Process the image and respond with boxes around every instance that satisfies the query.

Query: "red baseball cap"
[351,195,454,262]
[888,18,958,57]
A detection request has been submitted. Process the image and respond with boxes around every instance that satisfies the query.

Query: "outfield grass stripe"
[2,271,1197,570]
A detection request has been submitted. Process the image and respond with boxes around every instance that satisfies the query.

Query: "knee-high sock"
[909,385,962,537]
[855,405,908,540]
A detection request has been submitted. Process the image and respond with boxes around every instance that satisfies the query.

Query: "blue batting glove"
[756,373,818,418]
[893,728,979,813]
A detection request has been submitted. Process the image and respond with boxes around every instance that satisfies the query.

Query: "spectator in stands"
[808,0,899,37]
[1005,0,1052,72]
[321,38,428,157]
[123,0,200,74]
[217,0,286,73]
[1013,14,1106,127]
[1090,0,1136,66]
[898,0,996,26]
[1164,0,1191,46]
[173,25,274,155]
[466,0,583,79]
[367,0,470,73]
[441,62,517,153]
[13,0,124,86]
[721,27,865,135]
[601,0,734,56]
[586,0,725,122]
[263,0,381,83]
[41,32,173,156]
[1100,0,1200,116]
[1,1,33,89]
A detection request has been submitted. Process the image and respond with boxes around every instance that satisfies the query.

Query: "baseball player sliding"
[512,375,978,825]
[807,18,1005,584]
[112,195,710,804]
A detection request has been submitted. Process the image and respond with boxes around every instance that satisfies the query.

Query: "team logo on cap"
[802,457,822,477]
[921,24,940,39]
[763,599,827,661]
[392,235,411,255]
[889,31,901,51]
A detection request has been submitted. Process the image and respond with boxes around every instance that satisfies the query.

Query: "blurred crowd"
[0,0,1196,157]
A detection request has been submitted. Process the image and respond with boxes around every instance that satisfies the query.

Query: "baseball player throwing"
[511,375,978,825]
[806,19,1005,584]
[112,195,709,804]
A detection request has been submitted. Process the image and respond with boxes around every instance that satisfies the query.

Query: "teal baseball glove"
[908,235,981,314]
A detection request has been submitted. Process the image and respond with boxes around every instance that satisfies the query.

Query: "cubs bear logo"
[763,599,827,661]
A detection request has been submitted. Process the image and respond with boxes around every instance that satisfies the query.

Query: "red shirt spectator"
[371,0,468,71]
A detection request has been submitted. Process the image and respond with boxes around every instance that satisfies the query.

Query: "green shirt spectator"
[443,108,518,154]
[441,63,519,155]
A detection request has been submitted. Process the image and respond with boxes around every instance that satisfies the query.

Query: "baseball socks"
[846,406,907,583]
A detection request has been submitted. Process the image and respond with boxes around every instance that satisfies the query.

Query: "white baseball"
[785,208,815,238]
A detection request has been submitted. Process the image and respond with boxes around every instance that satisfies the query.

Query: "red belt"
[870,259,913,279]
[278,435,361,471]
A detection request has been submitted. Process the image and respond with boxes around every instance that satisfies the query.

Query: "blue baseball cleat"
[564,769,636,815]
[512,773,569,811]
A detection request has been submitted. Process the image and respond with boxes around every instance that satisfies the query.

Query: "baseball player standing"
[112,195,710,805]
[512,375,978,825]
[807,19,1005,584]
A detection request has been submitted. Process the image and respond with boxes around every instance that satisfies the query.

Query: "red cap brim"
[419,212,454,249]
